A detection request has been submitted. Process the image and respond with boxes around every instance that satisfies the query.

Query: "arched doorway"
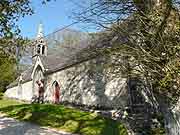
[33,65,45,102]
[36,79,44,103]
[52,81,60,104]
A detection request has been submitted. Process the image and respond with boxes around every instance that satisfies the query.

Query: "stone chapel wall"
[45,57,128,109]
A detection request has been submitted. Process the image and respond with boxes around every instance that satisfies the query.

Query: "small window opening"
[37,45,41,54]
[42,46,45,55]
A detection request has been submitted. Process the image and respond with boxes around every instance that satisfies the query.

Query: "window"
[37,45,41,54]
[42,46,45,55]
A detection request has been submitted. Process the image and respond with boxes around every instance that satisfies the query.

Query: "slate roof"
[40,41,97,74]
[7,39,96,88]
[21,66,33,82]
[7,17,135,89]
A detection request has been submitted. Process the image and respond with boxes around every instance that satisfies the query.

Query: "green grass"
[0,98,128,135]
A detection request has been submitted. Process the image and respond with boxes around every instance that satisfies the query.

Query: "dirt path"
[0,116,76,135]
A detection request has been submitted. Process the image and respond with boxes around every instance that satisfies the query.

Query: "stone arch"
[32,65,44,96]
[52,81,60,104]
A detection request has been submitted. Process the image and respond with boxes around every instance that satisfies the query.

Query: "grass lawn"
[0,98,128,135]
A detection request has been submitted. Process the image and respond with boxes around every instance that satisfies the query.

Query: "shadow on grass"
[0,103,127,135]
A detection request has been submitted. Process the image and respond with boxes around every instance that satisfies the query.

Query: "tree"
[0,0,52,37]
[73,0,180,103]
[0,52,16,92]
[0,0,50,92]
[72,1,180,134]
[0,0,33,37]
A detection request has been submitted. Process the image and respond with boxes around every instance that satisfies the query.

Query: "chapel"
[5,23,131,109]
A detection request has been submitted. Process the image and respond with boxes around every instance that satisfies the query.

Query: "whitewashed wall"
[5,81,33,101]
[21,81,33,101]
[45,58,128,109]
[5,56,128,109]
[4,85,19,99]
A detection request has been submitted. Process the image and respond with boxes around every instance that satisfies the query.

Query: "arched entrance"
[33,65,45,103]
[52,81,60,104]
[36,79,44,103]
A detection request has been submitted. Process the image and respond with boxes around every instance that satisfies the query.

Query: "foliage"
[150,113,166,135]
[0,36,30,92]
[0,99,128,135]
[0,0,33,37]
[74,0,180,103]
[73,1,179,133]
[0,92,3,99]
[0,52,16,93]
[0,0,33,92]
[0,0,49,92]
[0,0,52,37]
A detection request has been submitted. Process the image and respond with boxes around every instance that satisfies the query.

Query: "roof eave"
[6,79,33,89]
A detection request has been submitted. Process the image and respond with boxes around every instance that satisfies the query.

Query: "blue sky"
[18,0,88,38]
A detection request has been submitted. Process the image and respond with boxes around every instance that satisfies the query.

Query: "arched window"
[37,45,41,54]
[42,46,45,55]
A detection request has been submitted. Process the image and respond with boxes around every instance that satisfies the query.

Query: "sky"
[17,0,89,38]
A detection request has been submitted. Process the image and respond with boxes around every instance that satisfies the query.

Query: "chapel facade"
[5,24,130,109]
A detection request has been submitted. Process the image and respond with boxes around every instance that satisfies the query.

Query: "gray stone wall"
[44,57,128,109]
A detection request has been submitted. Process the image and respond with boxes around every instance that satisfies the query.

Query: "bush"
[0,92,4,99]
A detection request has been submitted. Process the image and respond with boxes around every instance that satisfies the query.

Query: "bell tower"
[32,23,47,62]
